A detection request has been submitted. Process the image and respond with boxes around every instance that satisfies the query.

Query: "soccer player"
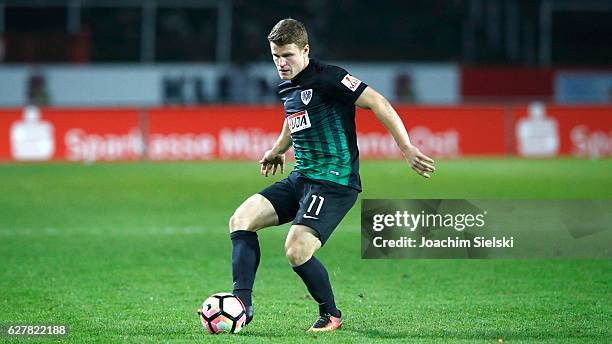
[229,18,435,332]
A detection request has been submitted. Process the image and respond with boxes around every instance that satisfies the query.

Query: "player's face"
[270,42,309,80]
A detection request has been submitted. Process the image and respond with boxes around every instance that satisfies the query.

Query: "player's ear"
[302,44,310,57]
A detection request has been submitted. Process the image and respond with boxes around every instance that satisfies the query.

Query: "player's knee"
[285,242,313,267]
[228,212,260,233]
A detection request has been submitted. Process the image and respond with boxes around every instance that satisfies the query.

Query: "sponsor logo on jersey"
[341,74,362,92]
[301,89,313,105]
[288,110,311,133]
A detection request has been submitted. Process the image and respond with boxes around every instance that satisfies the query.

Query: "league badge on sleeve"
[301,89,313,105]
[341,74,362,92]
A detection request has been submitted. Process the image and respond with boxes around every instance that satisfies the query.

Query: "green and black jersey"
[278,59,367,191]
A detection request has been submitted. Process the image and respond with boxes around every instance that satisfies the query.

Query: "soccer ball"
[197,292,246,334]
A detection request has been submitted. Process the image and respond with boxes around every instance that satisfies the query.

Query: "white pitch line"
[0,226,212,236]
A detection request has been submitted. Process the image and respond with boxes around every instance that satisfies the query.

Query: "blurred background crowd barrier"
[0,0,610,161]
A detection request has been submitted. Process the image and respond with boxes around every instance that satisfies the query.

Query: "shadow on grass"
[238,327,307,338]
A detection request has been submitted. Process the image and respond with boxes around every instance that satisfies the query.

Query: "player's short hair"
[267,18,309,49]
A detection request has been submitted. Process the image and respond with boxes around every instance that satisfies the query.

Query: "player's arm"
[259,119,292,177]
[355,86,435,178]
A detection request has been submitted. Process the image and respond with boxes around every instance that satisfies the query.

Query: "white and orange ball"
[198,293,246,334]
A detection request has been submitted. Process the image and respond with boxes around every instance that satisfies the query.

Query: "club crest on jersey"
[300,89,313,105]
[341,74,362,92]
[288,110,311,133]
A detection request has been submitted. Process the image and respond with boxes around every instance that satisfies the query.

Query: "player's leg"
[285,225,341,309]
[285,225,343,332]
[229,193,279,232]
[229,194,278,324]
[287,181,358,332]
[229,173,300,325]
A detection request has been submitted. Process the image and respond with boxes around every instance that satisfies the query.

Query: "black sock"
[292,256,340,317]
[231,230,260,308]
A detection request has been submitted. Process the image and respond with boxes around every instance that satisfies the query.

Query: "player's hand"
[258,149,285,177]
[402,144,435,178]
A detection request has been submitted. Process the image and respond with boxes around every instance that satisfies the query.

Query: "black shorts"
[259,172,358,246]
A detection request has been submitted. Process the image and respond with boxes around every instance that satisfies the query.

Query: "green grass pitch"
[0,159,610,343]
